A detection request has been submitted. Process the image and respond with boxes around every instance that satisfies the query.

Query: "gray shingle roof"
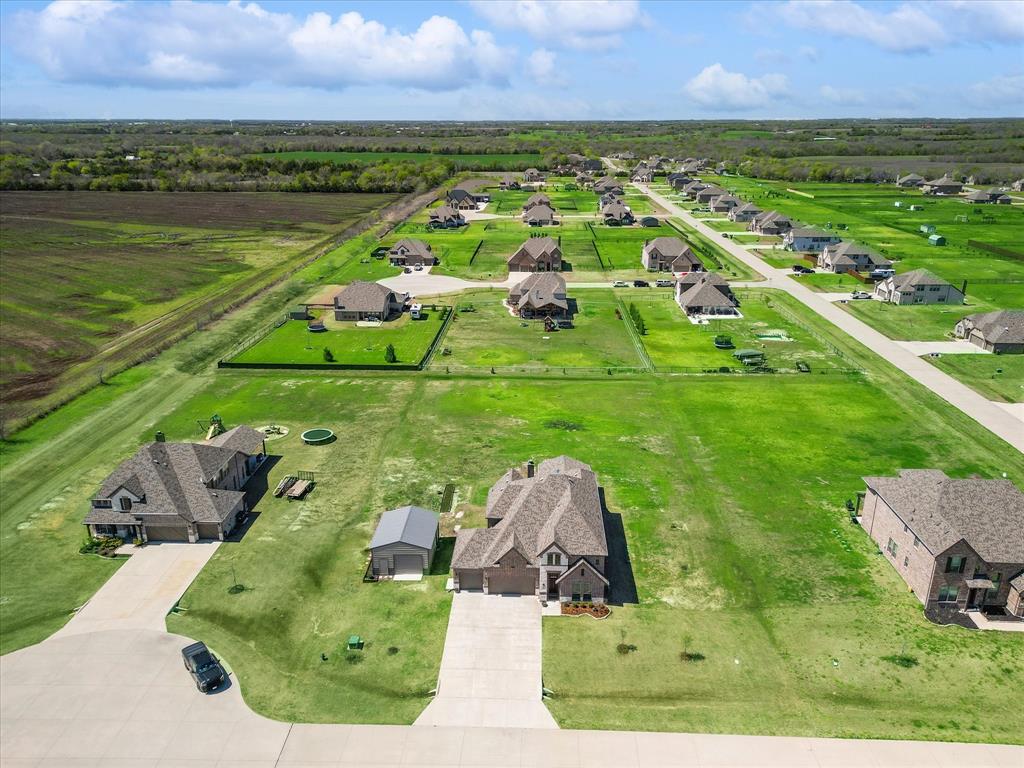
[959,310,1024,345]
[333,281,401,314]
[207,426,266,456]
[508,273,568,312]
[389,239,433,257]
[369,506,438,550]
[452,457,607,569]
[821,241,892,268]
[863,470,1024,562]
[889,268,951,290]
[676,272,736,309]
[523,193,551,210]
[524,204,556,222]
[519,236,560,257]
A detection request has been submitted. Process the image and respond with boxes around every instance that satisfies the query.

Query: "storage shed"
[928,234,946,246]
[368,506,439,578]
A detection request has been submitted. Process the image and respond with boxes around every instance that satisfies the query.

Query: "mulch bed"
[561,602,610,619]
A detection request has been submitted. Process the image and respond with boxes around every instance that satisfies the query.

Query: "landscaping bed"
[561,601,610,618]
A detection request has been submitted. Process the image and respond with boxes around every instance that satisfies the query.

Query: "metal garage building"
[368,506,439,579]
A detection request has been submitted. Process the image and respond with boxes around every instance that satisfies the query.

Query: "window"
[119,497,132,512]
[938,585,959,603]
[92,499,113,509]
[886,538,898,557]
[988,572,1002,599]
[913,536,921,548]
[571,582,592,602]
[929,285,941,291]
[945,556,966,573]
[546,552,561,566]
[903,557,909,568]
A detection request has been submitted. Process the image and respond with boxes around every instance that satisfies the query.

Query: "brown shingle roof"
[960,310,1024,345]
[863,470,1024,562]
[508,273,568,312]
[333,281,401,314]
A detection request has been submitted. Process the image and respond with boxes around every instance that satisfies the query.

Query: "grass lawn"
[231,310,446,366]
[438,289,643,369]
[841,299,1000,341]
[667,219,763,281]
[627,289,850,371]
[926,353,1024,403]
[798,272,864,292]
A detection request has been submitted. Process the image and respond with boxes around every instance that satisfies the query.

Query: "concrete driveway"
[895,340,992,356]
[415,591,557,729]
[54,542,220,638]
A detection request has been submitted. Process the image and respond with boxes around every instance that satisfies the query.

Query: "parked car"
[791,266,815,274]
[612,281,630,288]
[869,268,895,279]
[850,291,872,299]
[414,265,423,271]
[633,279,650,288]
[655,279,675,287]
[182,642,226,693]
[403,267,412,274]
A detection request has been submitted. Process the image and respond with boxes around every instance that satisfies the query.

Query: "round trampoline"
[301,428,334,445]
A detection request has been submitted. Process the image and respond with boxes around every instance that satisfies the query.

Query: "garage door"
[195,523,222,540]
[143,525,189,542]
[394,554,424,576]
[488,569,536,595]
[458,570,483,590]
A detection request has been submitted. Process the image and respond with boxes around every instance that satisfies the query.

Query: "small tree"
[384,343,397,363]
[322,347,334,362]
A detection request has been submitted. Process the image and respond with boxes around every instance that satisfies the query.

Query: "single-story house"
[873,269,964,305]
[427,205,466,229]
[451,456,609,602]
[921,175,963,196]
[522,192,551,212]
[524,168,545,183]
[601,200,634,226]
[388,238,437,266]
[861,470,1024,617]
[954,310,1024,353]
[964,188,1012,205]
[675,272,739,317]
[818,241,893,273]
[748,210,793,235]
[84,426,267,543]
[642,237,703,272]
[1012,179,1024,192]
[334,281,408,321]
[508,236,562,272]
[368,505,439,578]
[507,272,569,318]
[896,174,925,187]
[523,204,557,226]
[728,202,762,222]
[783,228,842,252]
[446,187,478,210]
[593,177,624,195]
[693,186,727,205]
[708,194,741,213]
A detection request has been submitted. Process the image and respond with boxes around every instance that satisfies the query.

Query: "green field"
[439,289,642,369]
[627,290,850,371]
[231,310,446,367]
[255,150,543,169]
[841,300,996,341]
[926,353,1024,403]
[718,178,1024,309]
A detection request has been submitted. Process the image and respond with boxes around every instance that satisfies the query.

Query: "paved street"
[637,182,1024,453]
[415,592,557,729]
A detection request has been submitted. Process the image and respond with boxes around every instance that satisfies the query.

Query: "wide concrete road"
[3,548,1023,766]
[637,183,1024,453]
[415,592,557,729]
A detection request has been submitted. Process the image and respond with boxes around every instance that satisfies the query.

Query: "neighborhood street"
[635,182,1024,453]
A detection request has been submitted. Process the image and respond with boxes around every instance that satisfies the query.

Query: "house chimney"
[155,431,165,442]
[527,460,535,478]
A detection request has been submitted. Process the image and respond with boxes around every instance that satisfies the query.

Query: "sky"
[1,0,1022,120]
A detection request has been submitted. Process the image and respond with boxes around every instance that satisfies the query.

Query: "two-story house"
[451,457,609,602]
[507,236,562,272]
[873,269,964,306]
[783,227,842,252]
[861,470,1024,618]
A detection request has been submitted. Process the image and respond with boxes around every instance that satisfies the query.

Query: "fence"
[752,292,859,367]
[967,240,1024,261]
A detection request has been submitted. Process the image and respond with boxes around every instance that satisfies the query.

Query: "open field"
[439,289,642,369]
[926,353,1024,403]
[841,299,998,341]
[230,309,446,367]
[0,191,400,422]
[481,184,656,216]
[626,290,851,371]
[716,178,1024,309]
[254,150,543,168]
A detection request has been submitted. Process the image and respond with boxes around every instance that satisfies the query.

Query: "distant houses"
[508,236,562,272]
[446,187,479,210]
[675,272,739,318]
[642,237,703,273]
[523,168,545,183]
[708,194,741,214]
[507,273,569,318]
[921,175,963,196]
[524,204,557,226]
[954,310,1024,353]
[873,269,964,305]
[964,188,1012,205]
[593,176,624,195]
[783,227,842,252]
[522,192,551,212]
[896,173,925,188]
[728,202,762,222]
[818,241,892,274]
[388,239,437,266]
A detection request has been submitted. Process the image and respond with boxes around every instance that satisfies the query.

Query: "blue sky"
[1,0,1022,120]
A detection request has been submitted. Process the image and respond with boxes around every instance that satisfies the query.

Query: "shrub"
[680,651,706,662]
[345,653,364,664]
[883,653,919,668]
[387,646,400,655]
[384,343,397,363]
[616,643,637,655]
[79,535,124,557]
[323,347,335,362]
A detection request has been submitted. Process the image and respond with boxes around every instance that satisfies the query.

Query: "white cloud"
[526,49,556,80]
[10,1,516,90]
[683,64,788,111]
[468,0,645,50]
[777,0,1024,54]
[798,46,820,62]
[965,74,1024,109]
[819,84,865,105]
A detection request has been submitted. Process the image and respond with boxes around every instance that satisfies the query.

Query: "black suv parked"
[182,642,226,692]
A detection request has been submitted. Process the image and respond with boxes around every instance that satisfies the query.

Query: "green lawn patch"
[840,300,996,341]
[438,289,642,369]
[230,310,446,367]
[926,353,1024,403]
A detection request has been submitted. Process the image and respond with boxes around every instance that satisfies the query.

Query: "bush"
[387,646,400,655]
[680,651,706,662]
[323,347,335,362]
[384,343,397,363]
[80,536,123,557]
[882,653,919,668]
[616,643,637,655]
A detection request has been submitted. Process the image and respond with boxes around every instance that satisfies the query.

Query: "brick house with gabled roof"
[675,272,739,317]
[954,310,1024,353]
[861,470,1024,618]
[748,210,793,236]
[84,427,267,543]
[507,273,569,318]
[451,457,609,602]
[333,281,408,321]
[819,241,892,273]
[642,237,703,272]
[508,236,562,272]
[522,192,551,212]
[388,238,437,266]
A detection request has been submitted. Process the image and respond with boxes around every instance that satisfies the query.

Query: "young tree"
[322,347,334,362]
[384,343,397,363]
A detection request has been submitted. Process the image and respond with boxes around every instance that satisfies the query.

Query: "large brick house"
[388,239,437,266]
[84,427,267,543]
[675,272,739,318]
[748,210,793,236]
[642,237,703,272]
[861,470,1024,618]
[333,281,408,321]
[818,241,892,273]
[451,457,609,602]
[507,273,569,318]
[508,236,562,272]
[873,269,964,306]
[954,310,1024,353]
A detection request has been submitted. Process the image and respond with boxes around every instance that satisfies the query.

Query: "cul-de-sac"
[1,2,1023,766]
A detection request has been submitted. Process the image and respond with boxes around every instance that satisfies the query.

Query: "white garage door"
[394,554,424,576]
